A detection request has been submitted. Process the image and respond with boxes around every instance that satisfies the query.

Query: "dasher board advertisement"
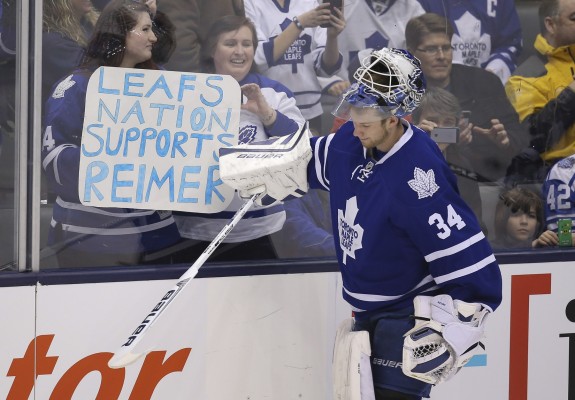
[0,261,574,399]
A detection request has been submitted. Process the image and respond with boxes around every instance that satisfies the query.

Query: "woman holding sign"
[41,0,182,268]
[173,15,312,261]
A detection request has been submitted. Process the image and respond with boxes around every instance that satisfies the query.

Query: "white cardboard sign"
[78,67,241,213]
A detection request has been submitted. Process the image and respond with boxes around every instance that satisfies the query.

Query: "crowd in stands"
[7,0,572,268]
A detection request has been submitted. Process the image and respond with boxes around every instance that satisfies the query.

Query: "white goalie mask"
[333,48,426,120]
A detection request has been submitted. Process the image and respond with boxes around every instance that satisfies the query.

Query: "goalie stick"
[108,191,262,369]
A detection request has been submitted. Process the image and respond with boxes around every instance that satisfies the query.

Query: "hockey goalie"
[219,47,502,399]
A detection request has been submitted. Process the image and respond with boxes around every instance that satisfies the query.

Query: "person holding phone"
[319,0,425,99]
[406,13,527,183]
[244,0,345,134]
[413,86,487,234]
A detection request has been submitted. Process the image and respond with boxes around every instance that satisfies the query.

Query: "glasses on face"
[416,45,453,56]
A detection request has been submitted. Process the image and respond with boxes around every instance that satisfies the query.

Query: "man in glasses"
[405,12,527,185]
[417,0,523,84]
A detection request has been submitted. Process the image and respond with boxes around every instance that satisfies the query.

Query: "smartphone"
[320,0,344,28]
[558,218,572,247]
[431,127,459,144]
[460,110,471,126]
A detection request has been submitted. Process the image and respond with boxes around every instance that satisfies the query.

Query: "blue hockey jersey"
[308,120,502,315]
[42,70,181,255]
[543,155,575,232]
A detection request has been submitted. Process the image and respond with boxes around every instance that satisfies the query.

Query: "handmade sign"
[78,67,240,213]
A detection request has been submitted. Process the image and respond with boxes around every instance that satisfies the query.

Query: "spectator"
[172,15,306,262]
[505,0,575,179]
[158,0,245,72]
[245,0,345,134]
[271,189,335,259]
[417,0,522,84]
[405,12,526,183]
[42,0,100,108]
[319,0,425,98]
[542,154,575,248]
[41,0,182,268]
[412,86,487,233]
[89,0,181,67]
[492,186,557,249]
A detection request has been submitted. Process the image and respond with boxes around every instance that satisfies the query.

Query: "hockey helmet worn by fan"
[333,47,426,120]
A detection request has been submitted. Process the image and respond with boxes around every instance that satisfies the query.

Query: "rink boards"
[0,260,573,400]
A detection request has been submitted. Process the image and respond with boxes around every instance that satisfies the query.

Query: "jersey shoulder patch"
[408,167,440,199]
[51,75,76,99]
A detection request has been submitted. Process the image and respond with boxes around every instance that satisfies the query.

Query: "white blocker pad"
[402,295,489,385]
[218,125,312,206]
[333,318,376,400]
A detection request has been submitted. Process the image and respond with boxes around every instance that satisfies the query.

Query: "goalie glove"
[402,294,490,385]
[219,124,312,206]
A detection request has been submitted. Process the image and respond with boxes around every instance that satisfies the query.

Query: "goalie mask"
[333,48,426,120]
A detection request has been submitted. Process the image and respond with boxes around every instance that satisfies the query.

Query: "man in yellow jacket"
[505,0,575,166]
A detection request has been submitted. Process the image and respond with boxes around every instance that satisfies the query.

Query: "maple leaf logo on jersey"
[338,196,364,265]
[239,125,257,144]
[52,75,76,99]
[408,167,439,199]
[452,11,491,68]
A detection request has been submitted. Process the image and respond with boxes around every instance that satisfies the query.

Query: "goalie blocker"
[218,124,312,206]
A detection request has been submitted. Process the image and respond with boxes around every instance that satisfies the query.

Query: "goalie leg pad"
[333,318,376,400]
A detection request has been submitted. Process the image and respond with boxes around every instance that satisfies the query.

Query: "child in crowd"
[492,187,557,249]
